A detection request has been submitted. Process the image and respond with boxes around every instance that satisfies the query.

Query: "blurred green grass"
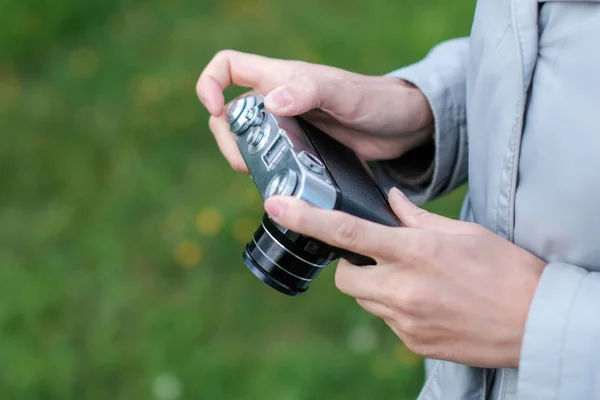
[0,0,473,398]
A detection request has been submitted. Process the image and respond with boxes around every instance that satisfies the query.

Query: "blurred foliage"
[0,0,473,398]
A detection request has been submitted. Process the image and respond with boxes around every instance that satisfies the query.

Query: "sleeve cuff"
[381,140,435,188]
[518,262,600,399]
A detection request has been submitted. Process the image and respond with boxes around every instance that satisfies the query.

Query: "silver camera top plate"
[227,94,338,211]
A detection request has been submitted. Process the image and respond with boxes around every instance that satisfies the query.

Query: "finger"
[335,259,393,301]
[209,115,248,173]
[388,187,483,234]
[264,74,364,119]
[197,50,291,116]
[383,318,403,339]
[264,196,400,260]
[356,298,394,319]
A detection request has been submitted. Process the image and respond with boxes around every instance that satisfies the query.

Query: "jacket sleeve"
[518,262,600,399]
[369,38,470,205]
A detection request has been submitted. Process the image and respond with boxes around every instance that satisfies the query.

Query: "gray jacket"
[371,0,600,399]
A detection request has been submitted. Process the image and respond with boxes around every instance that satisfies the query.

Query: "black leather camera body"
[226,94,400,296]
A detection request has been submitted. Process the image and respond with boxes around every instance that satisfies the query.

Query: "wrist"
[384,76,434,141]
[504,259,546,368]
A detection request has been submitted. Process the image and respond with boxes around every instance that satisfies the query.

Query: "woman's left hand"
[264,188,545,368]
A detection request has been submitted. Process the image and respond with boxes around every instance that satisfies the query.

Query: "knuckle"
[355,298,367,309]
[395,282,419,311]
[334,261,357,294]
[411,207,430,223]
[208,116,219,131]
[292,208,310,230]
[295,74,314,86]
[401,234,425,265]
[422,235,442,259]
[296,74,321,105]
[403,338,428,358]
[273,60,305,85]
[334,266,347,292]
[196,73,214,96]
[215,49,236,60]
[414,207,429,217]
[378,271,401,301]
[332,218,360,248]
[343,80,365,120]
[208,117,228,138]
[393,278,430,314]
[195,76,203,93]
[398,317,420,338]
[289,60,311,74]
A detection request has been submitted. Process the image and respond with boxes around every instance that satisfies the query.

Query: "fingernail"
[265,88,292,110]
[264,197,284,220]
[389,187,406,200]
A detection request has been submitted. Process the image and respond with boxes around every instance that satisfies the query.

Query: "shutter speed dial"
[227,96,264,134]
[226,97,246,124]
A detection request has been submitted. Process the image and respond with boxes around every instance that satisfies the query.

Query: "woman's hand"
[196,50,434,172]
[262,189,546,368]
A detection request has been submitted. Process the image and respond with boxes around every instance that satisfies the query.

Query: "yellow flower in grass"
[196,207,223,235]
[395,342,423,367]
[131,75,162,105]
[232,217,256,245]
[13,12,41,37]
[174,241,202,268]
[370,354,397,380]
[221,0,272,19]
[0,71,21,109]
[69,48,100,79]
[243,186,263,209]
[291,37,321,64]
[177,73,196,94]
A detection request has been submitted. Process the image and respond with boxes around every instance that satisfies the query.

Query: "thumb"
[388,187,475,234]
[264,75,362,118]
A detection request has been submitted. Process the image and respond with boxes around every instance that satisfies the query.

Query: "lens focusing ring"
[259,221,327,269]
[242,214,337,296]
[251,237,312,282]
[243,250,301,296]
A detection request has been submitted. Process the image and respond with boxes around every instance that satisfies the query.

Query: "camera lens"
[242,214,336,296]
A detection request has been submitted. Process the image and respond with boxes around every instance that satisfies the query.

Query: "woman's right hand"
[196,50,434,173]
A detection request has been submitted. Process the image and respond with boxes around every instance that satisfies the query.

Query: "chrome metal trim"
[252,238,312,282]
[261,221,327,268]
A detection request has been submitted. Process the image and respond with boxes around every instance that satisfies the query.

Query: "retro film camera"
[227,94,399,296]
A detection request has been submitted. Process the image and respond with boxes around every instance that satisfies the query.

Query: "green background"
[0,0,473,398]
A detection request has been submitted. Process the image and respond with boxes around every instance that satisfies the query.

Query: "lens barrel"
[243,214,336,296]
